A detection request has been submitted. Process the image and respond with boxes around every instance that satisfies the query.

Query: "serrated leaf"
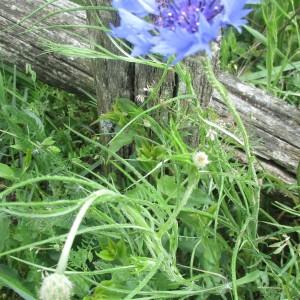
[188,188,212,207]
[97,249,116,262]
[41,137,56,146]
[48,145,61,154]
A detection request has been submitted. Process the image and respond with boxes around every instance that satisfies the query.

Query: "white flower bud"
[193,151,210,168]
[40,273,73,300]
[206,129,217,141]
[143,119,151,127]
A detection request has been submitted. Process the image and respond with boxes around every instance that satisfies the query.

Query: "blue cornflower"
[111,0,260,62]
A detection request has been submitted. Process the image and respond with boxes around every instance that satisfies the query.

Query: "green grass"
[0,64,299,299]
[0,0,299,299]
[220,0,300,105]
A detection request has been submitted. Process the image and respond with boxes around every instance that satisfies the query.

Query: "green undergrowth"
[0,0,299,299]
[0,65,299,299]
[221,0,300,106]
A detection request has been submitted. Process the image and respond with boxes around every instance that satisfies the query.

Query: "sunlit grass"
[0,0,299,299]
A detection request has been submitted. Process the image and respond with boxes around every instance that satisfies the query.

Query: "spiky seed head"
[39,273,73,300]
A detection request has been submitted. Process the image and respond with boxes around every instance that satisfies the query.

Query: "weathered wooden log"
[85,0,134,121]
[0,0,94,95]
[0,0,299,183]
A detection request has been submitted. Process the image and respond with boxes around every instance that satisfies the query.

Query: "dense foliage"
[221,0,300,105]
[0,0,299,299]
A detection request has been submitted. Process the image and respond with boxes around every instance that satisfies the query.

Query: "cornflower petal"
[111,9,155,56]
[222,0,252,31]
[112,0,158,16]
[111,0,261,62]
[151,14,219,63]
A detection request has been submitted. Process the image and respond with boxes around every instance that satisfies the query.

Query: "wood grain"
[1,0,299,183]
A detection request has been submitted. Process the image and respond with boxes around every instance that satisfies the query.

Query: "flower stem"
[202,57,260,215]
[201,57,261,300]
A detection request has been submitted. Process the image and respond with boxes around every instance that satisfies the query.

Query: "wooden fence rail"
[0,0,299,183]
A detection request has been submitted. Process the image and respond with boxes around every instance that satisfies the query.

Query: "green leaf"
[188,188,212,207]
[116,98,140,114]
[97,249,116,261]
[23,150,33,172]
[243,25,286,60]
[157,175,179,198]
[41,137,56,146]
[0,214,10,252]
[236,270,263,286]
[0,163,16,180]
[241,61,300,81]
[48,145,61,154]
[84,280,124,300]
[109,129,135,154]
[0,265,36,300]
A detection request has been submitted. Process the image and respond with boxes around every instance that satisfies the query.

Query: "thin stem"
[202,57,260,227]
[201,57,261,300]
[56,189,115,274]
[231,217,251,300]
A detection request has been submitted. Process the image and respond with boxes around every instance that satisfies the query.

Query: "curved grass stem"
[176,56,261,300]
[202,57,260,228]
[56,189,115,274]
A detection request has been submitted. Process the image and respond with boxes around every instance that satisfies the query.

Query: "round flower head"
[40,273,73,300]
[193,151,210,168]
[111,0,260,62]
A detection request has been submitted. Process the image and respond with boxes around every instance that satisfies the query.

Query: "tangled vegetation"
[0,0,299,299]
